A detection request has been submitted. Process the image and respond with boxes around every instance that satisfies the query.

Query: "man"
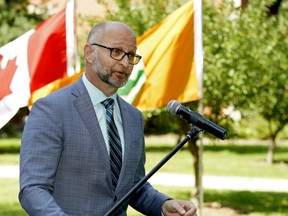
[19,21,198,216]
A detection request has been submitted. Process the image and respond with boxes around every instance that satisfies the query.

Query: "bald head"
[83,21,138,96]
[87,21,136,44]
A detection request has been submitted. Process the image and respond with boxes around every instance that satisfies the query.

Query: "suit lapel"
[117,97,133,186]
[71,77,113,190]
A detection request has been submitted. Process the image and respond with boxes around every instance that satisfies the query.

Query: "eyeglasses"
[91,43,142,65]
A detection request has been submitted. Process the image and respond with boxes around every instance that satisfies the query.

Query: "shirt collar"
[82,73,118,106]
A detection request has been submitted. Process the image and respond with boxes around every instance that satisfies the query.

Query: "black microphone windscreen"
[167,100,181,115]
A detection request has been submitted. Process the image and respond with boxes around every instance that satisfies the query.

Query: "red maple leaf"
[0,55,18,100]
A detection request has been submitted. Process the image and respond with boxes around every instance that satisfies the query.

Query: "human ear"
[84,44,94,65]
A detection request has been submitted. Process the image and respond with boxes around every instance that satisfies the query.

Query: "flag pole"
[65,0,80,75]
[194,0,204,215]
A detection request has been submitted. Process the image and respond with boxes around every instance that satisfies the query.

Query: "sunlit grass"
[144,141,288,179]
[1,137,288,215]
[127,186,288,216]
[1,137,287,178]
[0,178,26,216]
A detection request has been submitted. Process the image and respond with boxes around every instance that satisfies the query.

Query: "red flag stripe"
[28,8,67,92]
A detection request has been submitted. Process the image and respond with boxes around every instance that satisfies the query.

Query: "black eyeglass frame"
[91,43,142,65]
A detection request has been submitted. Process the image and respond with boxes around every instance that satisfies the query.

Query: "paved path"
[149,173,288,192]
[0,165,19,178]
[1,165,288,192]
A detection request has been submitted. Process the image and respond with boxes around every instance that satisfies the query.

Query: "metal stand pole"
[105,126,202,216]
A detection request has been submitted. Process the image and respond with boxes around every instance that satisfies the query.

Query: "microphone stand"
[105,126,202,216]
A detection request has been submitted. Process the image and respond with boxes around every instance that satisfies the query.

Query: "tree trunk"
[266,120,283,165]
[266,138,276,165]
[241,0,249,9]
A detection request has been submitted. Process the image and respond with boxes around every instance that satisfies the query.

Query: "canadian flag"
[0,0,78,129]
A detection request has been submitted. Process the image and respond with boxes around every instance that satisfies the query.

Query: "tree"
[104,0,184,37]
[240,0,288,164]
[203,1,243,136]
[203,0,288,164]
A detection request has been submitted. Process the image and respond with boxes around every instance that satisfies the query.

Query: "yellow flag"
[28,70,84,109]
[133,0,202,111]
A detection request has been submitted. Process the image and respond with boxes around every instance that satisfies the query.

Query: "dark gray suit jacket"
[19,77,169,215]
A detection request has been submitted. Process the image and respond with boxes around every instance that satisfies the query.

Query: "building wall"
[28,0,109,17]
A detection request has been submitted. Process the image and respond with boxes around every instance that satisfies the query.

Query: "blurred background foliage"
[0,0,47,45]
[0,0,288,161]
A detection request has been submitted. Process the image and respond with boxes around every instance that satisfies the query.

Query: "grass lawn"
[0,178,26,216]
[145,139,288,179]
[0,138,20,165]
[128,186,288,216]
[0,137,288,215]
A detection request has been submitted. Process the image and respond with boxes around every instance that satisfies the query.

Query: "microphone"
[167,100,227,140]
